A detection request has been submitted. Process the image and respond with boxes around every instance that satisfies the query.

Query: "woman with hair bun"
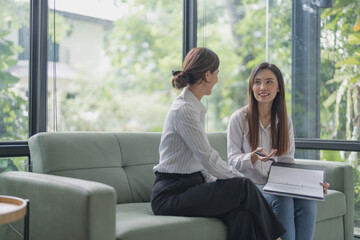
[151,47,285,240]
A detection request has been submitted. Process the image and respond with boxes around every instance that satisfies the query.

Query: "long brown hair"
[172,47,219,89]
[247,62,289,156]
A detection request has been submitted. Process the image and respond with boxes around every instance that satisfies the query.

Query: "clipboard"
[263,162,326,201]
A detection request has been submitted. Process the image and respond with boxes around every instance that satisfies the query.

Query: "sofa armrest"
[295,159,354,240]
[0,171,116,240]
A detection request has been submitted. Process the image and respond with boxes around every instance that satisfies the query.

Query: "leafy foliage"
[0,0,28,141]
[320,0,360,226]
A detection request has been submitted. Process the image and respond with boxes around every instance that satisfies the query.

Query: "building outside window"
[46,0,182,133]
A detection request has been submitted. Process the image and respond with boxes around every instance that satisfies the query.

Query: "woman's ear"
[205,70,211,80]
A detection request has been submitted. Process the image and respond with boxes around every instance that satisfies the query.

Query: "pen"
[254,151,275,162]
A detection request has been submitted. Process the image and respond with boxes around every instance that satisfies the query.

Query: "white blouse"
[153,87,243,182]
[227,106,295,184]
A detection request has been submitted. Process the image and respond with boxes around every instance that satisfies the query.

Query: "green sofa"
[0,132,354,240]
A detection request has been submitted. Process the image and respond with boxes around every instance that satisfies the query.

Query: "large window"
[198,0,359,142]
[0,0,30,142]
[47,0,182,132]
[197,0,292,132]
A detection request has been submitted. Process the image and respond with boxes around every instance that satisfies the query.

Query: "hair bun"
[172,70,182,76]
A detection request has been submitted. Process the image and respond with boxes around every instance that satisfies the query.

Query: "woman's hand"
[251,147,277,164]
[320,182,330,194]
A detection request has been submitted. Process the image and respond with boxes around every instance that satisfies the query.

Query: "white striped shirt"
[153,87,243,182]
[227,106,295,184]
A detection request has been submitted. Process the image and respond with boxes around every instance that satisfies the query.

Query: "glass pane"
[0,0,29,141]
[319,1,360,141]
[47,0,182,132]
[199,0,359,142]
[292,0,360,142]
[197,0,292,131]
[0,157,29,172]
[268,0,292,114]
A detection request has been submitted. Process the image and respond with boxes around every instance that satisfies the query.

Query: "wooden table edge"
[0,195,27,225]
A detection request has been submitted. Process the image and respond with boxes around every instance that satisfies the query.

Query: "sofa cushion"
[115,133,160,203]
[28,132,133,203]
[316,190,346,222]
[314,216,344,240]
[116,203,227,240]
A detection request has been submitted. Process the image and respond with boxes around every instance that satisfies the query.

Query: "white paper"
[263,165,325,201]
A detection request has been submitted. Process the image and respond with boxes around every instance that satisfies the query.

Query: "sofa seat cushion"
[316,190,346,222]
[116,203,227,240]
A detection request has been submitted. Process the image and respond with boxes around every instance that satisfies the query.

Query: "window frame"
[0,1,358,166]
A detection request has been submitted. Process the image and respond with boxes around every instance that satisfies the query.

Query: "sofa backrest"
[28,131,228,204]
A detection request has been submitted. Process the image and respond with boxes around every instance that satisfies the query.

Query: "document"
[263,162,326,201]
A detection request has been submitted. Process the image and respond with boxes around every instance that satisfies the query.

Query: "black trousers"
[151,172,286,240]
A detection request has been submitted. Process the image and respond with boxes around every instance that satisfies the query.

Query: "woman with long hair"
[227,62,330,240]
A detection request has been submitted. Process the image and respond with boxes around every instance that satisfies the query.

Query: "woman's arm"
[227,111,256,172]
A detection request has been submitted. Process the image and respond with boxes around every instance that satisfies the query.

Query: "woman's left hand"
[320,182,330,194]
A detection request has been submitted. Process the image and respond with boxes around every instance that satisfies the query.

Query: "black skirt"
[151,172,286,240]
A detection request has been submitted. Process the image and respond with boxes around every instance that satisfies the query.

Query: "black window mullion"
[295,139,360,152]
[28,0,48,137]
[0,142,29,157]
[182,0,197,61]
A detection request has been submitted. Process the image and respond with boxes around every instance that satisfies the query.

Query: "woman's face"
[252,69,279,105]
[204,69,219,95]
